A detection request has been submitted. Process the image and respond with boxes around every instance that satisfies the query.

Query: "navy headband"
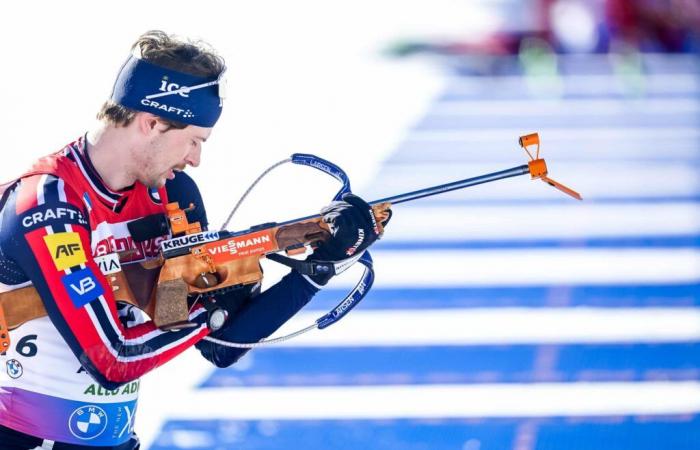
[111,55,225,127]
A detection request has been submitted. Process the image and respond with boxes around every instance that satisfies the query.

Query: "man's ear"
[135,112,164,136]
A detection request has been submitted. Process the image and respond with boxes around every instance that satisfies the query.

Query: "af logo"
[44,232,87,270]
[56,243,81,257]
[159,76,189,97]
[68,405,107,440]
[6,359,23,379]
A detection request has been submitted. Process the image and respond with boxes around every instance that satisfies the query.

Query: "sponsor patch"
[44,232,87,270]
[94,253,121,275]
[6,359,23,379]
[61,267,104,308]
[68,405,108,440]
[161,231,220,251]
[203,230,275,263]
[21,206,87,228]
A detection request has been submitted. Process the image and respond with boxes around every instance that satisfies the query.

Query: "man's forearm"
[196,270,319,367]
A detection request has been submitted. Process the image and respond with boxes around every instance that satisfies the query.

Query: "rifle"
[0,132,580,352]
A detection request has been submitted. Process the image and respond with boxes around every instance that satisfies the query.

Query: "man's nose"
[186,146,201,167]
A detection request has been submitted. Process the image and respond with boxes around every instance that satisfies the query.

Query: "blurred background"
[1,0,699,448]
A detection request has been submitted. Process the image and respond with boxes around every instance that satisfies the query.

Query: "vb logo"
[159,78,189,98]
[61,268,104,308]
[70,276,97,296]
[56,243,82,258]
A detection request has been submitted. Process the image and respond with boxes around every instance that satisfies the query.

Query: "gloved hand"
[307,193,391,285]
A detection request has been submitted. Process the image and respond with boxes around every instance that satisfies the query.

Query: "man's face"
[138,121,212,188]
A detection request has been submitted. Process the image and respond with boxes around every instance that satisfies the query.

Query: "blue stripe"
[552,54,698,73]
[373,235,700,250]
[308,284,700,310]
[438,91,697,101]
[445,56,699,76]
[385,140,700,164]
[368,196,700,206]
[200,343,700,388]
[39,175,61,206]
[152,416,700,450]
[414,114,700,130]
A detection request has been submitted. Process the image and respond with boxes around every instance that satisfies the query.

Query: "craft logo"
[44,232,87,270]
[61,267,105,309]
[22,207,87,228]
[140,98,195,119]
[6,359,23,379]
[68,405,107,440]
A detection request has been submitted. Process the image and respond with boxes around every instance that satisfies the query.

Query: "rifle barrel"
[369,164,530,206]
[274,164,530,229]
[161,164,532,259]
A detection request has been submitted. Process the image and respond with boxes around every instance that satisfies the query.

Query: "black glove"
[307,193,390,285]
[189,283,261,332]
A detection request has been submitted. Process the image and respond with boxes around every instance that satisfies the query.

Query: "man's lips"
[166,166,186,180]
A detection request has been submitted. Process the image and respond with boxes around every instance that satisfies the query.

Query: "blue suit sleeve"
[165,171,209,229]
[196,270,319,367]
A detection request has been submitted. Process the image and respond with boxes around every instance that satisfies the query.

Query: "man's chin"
[145,177,166,189]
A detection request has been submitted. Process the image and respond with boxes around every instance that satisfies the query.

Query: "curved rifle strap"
[202,153,374,348]
[315,251,374,329]
[291,153,352,201]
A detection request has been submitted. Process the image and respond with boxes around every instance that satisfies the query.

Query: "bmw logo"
[6,359,23,379]
[68,405,108,440]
